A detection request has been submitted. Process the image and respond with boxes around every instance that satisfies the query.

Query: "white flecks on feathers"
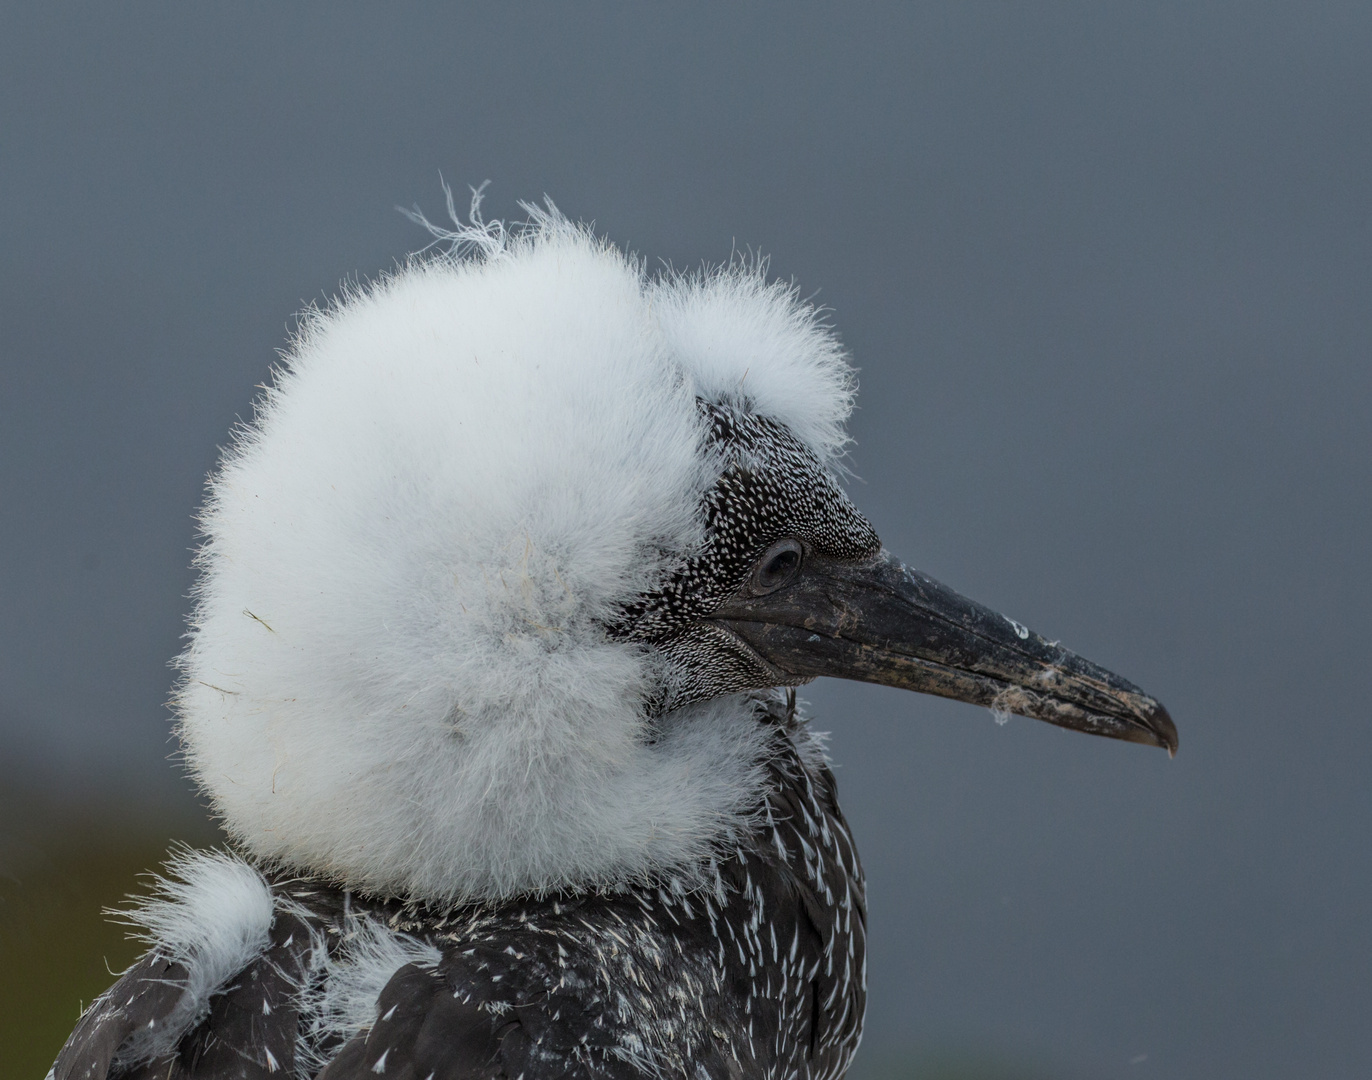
[100,849,439,1076]
[175,200,857,904]
[109,849,276,1064]
[293,912,441,1078]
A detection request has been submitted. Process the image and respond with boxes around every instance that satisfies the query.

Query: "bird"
[50,197,1176,1080]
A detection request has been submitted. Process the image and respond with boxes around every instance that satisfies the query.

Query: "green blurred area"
[0,787,1052,1080]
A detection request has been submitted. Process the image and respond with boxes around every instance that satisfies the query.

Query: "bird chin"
[654,620,813,715]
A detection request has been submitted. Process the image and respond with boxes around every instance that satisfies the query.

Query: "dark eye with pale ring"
[751,538,804,595]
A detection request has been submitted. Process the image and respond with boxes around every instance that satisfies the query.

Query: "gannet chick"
[52,200,1175,1080]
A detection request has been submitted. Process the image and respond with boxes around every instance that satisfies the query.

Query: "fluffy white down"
[112,849,276,1063]
[176,207,856,903]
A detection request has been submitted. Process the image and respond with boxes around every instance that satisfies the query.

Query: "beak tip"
[1149,702,1179,756]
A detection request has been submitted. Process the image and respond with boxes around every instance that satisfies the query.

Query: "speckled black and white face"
[616,402,881,710]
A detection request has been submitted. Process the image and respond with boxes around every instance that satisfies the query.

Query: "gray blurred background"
[2,3,1369,1078]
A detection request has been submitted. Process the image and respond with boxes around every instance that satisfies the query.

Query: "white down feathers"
[176,207,856,903]
[111,850,276,1063]
[103,848,442,1072]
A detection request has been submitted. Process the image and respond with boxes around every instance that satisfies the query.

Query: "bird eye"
[751,538,804,595]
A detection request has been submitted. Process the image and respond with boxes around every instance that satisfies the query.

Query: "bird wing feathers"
[316,958,636,1080]
[51,908,314,1080]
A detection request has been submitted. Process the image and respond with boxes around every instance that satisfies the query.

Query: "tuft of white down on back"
[294,914,441,1077]
[111,849,275,1064]
[175,205,856,903]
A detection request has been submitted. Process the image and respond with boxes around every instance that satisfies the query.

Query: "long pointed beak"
[712,551,1177,753]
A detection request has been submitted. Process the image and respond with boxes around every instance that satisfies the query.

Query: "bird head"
[176,202,1173,905]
